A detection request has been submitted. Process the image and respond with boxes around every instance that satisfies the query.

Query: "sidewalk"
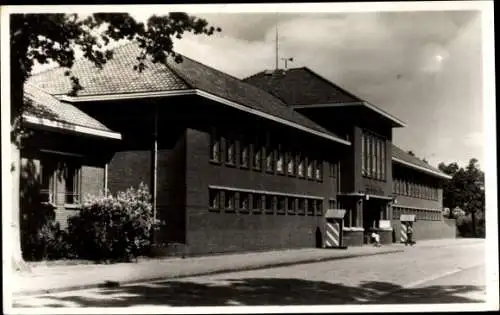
[11,238,480,296]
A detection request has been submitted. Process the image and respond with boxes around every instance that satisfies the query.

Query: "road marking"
[403,264,484,289]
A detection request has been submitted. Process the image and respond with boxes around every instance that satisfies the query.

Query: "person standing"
[406,223,414,246]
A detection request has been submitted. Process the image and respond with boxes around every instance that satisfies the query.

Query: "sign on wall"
[379,220,391,229]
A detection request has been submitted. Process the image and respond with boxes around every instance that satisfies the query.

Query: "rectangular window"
[351,207,358,227]
[361,133,366,176]
[239,139,249,168]
[277,196,286,214]
[224,190,235,210]
[252,193,262,212]
[209,129,221,162]
[370,135,376,178]
[252,140,262,170]
[381,141,385,179]
[307,198,315,216]
[366,135,372,177]
[225,137,235,165]
[40,158,57,204]
[264,195,274,213]
[287,197,296,214]
[374,137,379,179]
[209,189,220,210]
[344,208,351,227]
[265,147,274,172]
[276,145,284,174]
[315,160,322,181]
[239,192,249,211]
[307,158,313,179]
[329,161,335,177]
[297,198,306,215]
[64,160,82,204]
[297,154,305,177]
[287,151,295,176]
[328,199,336,209]
[316,200,323,216]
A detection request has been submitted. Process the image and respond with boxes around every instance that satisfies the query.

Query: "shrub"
[21,201,74,261]
[67,183,157,262]
[456,211,485,238]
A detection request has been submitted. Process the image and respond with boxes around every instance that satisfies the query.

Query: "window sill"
[224,209,236,213]
[225,162,236,168]
[264,210,274,215]
[240,164,250,169]
[209,159,222,165]
[41,202,56,208]
[277,211,286,215]
[343,227,365,232]
[64,204,82,210]
[239,209,250,214]
[209,207,221,212]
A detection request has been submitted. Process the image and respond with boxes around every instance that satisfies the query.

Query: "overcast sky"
[31,7,486,169]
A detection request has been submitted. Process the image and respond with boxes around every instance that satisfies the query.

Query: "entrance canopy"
[325,209,346,219]
[400,214,416,222]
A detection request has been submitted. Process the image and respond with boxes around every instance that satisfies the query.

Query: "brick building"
[21,42,454,256]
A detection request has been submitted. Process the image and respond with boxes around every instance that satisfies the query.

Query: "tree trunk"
[11,141,30,272]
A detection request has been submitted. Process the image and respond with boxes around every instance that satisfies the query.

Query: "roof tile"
[23,84,114,132]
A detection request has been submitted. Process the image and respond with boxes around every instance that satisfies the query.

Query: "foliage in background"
[68,183,156,262]
[11,12,220,270]
[439,158,485,237]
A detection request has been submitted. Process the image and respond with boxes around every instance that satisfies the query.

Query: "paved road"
[13,241,485,307]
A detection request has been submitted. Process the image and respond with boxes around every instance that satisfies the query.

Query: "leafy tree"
[10,12,220,271]
[438,158,485,236]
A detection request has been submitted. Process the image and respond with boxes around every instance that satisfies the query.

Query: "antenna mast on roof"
[275,15,279,71]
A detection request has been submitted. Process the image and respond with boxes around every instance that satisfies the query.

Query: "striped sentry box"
[325,221,341,247]
[400,223,408,243]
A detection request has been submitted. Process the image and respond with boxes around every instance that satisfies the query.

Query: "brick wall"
[184,126,339,255]
[107,150,152,194]
[391,219,456,242]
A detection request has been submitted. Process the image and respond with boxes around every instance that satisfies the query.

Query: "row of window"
[210,130,340,182]
[393,178,439,200]
[361,131,386,181]
[209,188,324,216]
[392,207,442,221]
[38,156,82,205]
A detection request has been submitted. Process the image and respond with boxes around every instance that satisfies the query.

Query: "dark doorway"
[315,227,323,248]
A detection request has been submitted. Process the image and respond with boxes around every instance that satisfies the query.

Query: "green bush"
[67,183,157,262]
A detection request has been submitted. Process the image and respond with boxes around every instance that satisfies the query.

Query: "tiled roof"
[243,67,363,106]
[27,44,190,96]
[23,84,114,132]
[392,144,451,179]
[28,42,347,144]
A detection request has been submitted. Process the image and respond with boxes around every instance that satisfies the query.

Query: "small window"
[277,196,286,214]
[225,138,235,165]
[315,160,322,181]
[209,189,220,210]
[316,200,323,216]
[344,208,351,227]
[329,161,336,178]
[40,159,57,204]
[307,159,313,179]
[239,192,249,211]
[287,152,295,176]
[328,199,336,209]
[224,190,235,210]
[276,146,284,174]
[287,197,296,214]
[297,198,305,215]
[65,162,81,204]
[251,193,262,212]
[240,140,249,168]
[210,130,221,162]
[264,195,274,213]
[297,155,305,178]
[307,199,315,216]
[265,147,274,172]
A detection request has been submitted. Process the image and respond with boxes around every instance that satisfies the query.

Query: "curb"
[14,248,403,297]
